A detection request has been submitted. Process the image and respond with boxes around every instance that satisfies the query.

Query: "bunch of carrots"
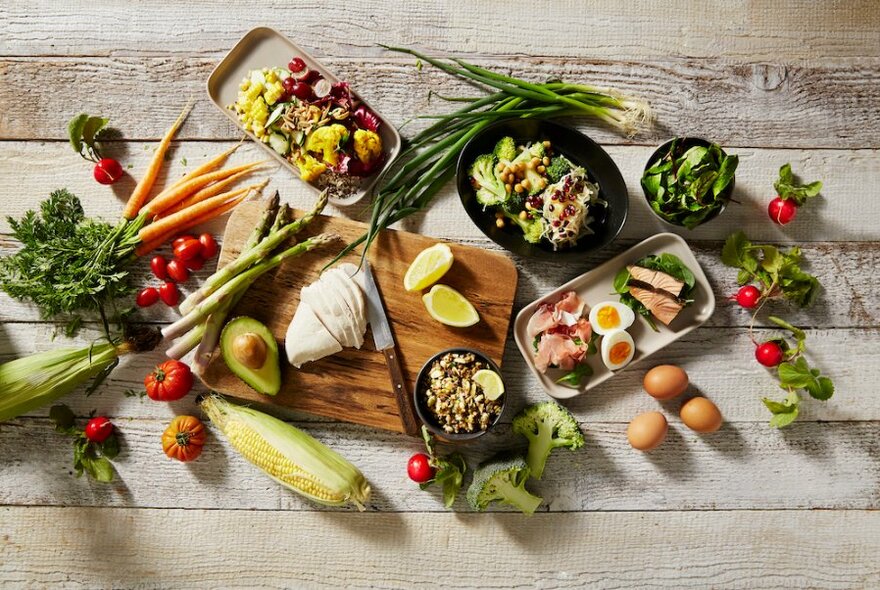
[122,103,269,257]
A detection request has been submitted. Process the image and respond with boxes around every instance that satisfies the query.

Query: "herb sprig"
[420,426,467,508]
[49,404,119,482]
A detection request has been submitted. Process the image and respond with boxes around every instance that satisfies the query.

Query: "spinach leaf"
[556,363,593,387]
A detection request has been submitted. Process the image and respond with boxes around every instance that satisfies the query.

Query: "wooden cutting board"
[198,201,518,434]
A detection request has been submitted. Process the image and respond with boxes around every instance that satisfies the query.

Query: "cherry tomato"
[755,341,784,367]
[173,238,203,262]
[183,255,204,271]
[768,197,797,225]
[165,259,189,283]
[407,453,435,483]
[144,360,194,402]
[735,285,761,309]
[93,158,124,185]
[288,57,306,73]
[198,233,218,259]
[172,235,195,250]
[136,286,160,307]
[84,416,114,443]
[158,282,179,306]
[150,255,167,280]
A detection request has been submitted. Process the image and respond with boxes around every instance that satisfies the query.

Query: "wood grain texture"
[198,203,517,433]
[2,507,879,589]
[1,417,878,512]
[2,56,880,148]
[3,0,879,60]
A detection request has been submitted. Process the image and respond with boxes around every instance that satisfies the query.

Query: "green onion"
[328,47,653,268]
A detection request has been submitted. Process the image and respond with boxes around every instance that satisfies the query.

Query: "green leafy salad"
[468,136,606,250]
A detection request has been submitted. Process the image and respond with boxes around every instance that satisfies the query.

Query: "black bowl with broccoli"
[456,119,627,260]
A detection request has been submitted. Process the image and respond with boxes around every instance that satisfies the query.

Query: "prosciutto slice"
[535,333,585,372]
[528,291,592,372]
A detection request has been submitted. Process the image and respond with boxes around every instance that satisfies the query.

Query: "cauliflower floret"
[353,129,382,165]
[304,124,349,167]
[295,152,328,183]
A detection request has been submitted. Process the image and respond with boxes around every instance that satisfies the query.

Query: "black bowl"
[641,137,735,228]
[456,119,628,260]
[414,348,506,443]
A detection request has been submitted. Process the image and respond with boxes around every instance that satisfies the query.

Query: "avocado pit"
[233,332,268,369]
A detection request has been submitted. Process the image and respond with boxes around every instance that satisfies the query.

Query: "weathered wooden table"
[2,2,878,587]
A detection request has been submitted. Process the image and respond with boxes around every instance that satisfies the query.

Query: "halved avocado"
[220,316,281,396]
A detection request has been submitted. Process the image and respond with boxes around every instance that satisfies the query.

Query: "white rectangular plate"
[514,233,716,399]
[206,27,401,206]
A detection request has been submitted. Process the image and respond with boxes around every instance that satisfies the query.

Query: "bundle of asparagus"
[164,191,335,372]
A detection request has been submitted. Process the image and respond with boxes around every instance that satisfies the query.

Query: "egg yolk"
[597,306,621,330]
[609,341,631,365]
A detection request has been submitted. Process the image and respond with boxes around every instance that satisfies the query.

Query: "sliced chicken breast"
[321,275,361,348]
[300,281,352,347]
[323,269,366,347]
[285,301,342,368]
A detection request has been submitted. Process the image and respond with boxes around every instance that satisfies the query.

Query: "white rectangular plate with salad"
[207,27,401,205]
[514,233,716,399]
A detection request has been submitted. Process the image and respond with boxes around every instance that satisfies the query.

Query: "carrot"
[138,187,254,245]
[141,160,267,218]
[134,193,250,257]
[154,171,265,220]
[162,142,241,193]
[122,101,192,220]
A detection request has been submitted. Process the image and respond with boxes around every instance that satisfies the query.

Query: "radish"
[735,285,761,308]
[94,158,124,185]
[768,197,797,225]
[755,341,784,367]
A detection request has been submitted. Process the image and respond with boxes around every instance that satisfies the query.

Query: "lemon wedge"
[404,243,454,292]
[473,369,504,401]
[421,285,480,327]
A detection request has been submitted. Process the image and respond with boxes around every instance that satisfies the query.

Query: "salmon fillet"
[627,265,685,297]
[629,286,685,326]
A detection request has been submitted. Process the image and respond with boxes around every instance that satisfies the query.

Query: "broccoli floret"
[546,156,573,183]
[528,142,546,159]
[503,211,545,244]
[469,153,507,206]
[466,454,543,514]
[493,136,517,162]
[512,401,585,479]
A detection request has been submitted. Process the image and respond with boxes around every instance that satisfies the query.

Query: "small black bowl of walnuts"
[414,348,506,442]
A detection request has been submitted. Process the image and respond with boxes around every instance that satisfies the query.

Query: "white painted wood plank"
[0,415,877,511]
[2,507,878,589]
[2,56,879,148]
[3,0,879,60]
[0,322,870,423]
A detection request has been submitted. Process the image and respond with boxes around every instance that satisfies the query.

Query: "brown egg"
[643,365,689,400]
[626,411,668,451]
[680,397,723,433]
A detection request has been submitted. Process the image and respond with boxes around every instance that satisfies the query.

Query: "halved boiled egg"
[588,301,635,336]
[601,329,635,371]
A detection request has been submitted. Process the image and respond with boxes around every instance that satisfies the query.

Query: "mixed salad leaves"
[231,56,386,197]
[642,138,738,229]
[468,137,606,250]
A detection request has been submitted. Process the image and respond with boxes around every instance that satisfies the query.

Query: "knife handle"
[383,347,420,436]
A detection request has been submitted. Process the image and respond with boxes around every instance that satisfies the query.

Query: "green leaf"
[773,163,822,206]
[778,357,814,389]
[805,375,834,401]
[712,154,738,197]
[763,391,800,428]
[81,116,109,151]
[768,316,806,343]
[49,404,76,431]
[100,434,120,459]
[721,231,749,268]
[68,113,89,154]
[759,246,783,275]
[556,363,593,387]
[612,267,631,294]
[82,456,115,483]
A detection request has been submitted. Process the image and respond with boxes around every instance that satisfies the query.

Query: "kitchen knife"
[361,262,421,436]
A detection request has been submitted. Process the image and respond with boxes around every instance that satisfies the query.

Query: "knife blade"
[360,262,421,436]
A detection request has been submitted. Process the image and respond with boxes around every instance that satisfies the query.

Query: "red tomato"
[159,282,179,306]
[165,259,189,283]
[183,255,205,271]
[150,255,167,280]
[84,416,114,443]
[768,197,797,225]
[755,341,784,367]
[198,233,218,259]
[172,235,195,249]
[173,238,203,262]
[136,287,160,307]
[144,360,193,402]
[407,453,435,483]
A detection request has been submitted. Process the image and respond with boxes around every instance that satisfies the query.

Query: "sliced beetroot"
[347,152,386,177]
[352,105,380,132]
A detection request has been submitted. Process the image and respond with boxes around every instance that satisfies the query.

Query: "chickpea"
[542,157,550,166]
[521,178,531,190]
[496,162,505,173]
[526,161,536,170]
[514,183,523,193]
[518,210,528,220]
[537,165,546,173]
[531,157,541,167]
[495,218,505,228]
[542,140,551,149]
[504,183,512,193]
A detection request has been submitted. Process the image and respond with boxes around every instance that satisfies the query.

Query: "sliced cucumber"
[266,103,287,127]
[268,132,290,156]
[292,130,306,146]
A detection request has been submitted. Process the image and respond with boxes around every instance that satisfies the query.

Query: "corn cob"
[201,395,371,509]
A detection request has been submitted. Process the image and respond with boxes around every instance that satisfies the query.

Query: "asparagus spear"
[165,322,207,360]
[163,233,338,339]
[177,190,328,315]
[243,192,280,252]
[190,287,247,374]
